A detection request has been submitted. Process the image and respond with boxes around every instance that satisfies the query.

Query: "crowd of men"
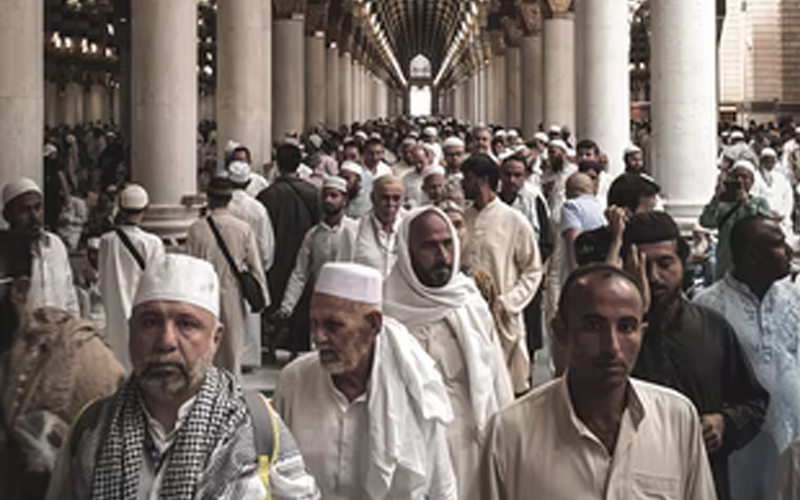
[1,113,800,500]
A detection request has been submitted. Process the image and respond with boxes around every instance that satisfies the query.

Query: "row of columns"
[441,0,718,221]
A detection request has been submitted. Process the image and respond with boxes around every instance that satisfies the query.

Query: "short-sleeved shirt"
[560,194,606,234]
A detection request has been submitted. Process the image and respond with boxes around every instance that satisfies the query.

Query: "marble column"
[0,0,42,189]
[131,0,198,238]
[305,31,326,128]
[576,0,629,175]
[64,82,83,126]
[112,84,121,125]
[273,13,305,138]
[340,51,353,126]
[543,12,576,131]
[522,33,543,139]
[261,0,272,166]
[352,59,362,122]
[326,43,340,127]
[45,81,59,128]
[217,0,264,169]
[495,55,507,126]
[87,83,106,124]
[651,0,717,223]
[506,46,522,129]
[478,64,487,124]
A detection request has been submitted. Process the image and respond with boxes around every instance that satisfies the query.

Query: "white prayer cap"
[43,143,58,159]
[227,160,252,184]
[401,137,418,147]
[119,184,149,211]
[422,165,446,182]
[421,142,438,157]
[423,126,438,138]
[369,132,383,141]
[308,133,323,149]
[314,262,383,305]
[548,124,562,134]
[507,129,519,138]
[760,147,778,159]
[732,159,757,176]
[2,178,42,207]
[340,161,363,177]
[730,130,745,141]
[442,136,465,149]
[322,176,348,194]
[354,130,368,140]
[624,144,642,155]
[533,132,549,143]
[133,254,220,317]
[224,140,242,155]
[494,129,507,138]
[548,139,568,151]
[87,237,101,251]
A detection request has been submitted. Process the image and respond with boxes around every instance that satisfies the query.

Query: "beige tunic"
[472,378,718,500]
[186,209,267,377]
[463,198,543,393]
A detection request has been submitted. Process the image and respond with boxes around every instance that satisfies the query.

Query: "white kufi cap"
[2,178,42,207]
[314,262,382,305]
[322,176,348,194]
[534,132,549,143]
[732,159,757,176]
[422,166,446,182]
[624,144,642,155]
[548,139,568,151]
[227,160,252,184]
[119,184,149,211]
[133,254,220,317]
[340,161,363,177]
[760,147,778,159]
[442,136,465,148]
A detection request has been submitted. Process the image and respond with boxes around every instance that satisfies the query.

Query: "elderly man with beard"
[0,233,123,500]
[46,254,319,500]
[626,211,768,500]
[384,207,514,494]
[354,175,405,277]
[473,265,717,500]
[275,176,358,325]
[273,262,457,500]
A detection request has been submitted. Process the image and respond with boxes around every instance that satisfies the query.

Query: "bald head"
[566,172,596,198]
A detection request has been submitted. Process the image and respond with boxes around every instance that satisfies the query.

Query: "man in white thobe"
[273,262,457,500]
[753,147,797,246]
[99,184,165,372]
[461,155,543,394]
[402,145,433,209]
[2,178,79,316]
[472,265,717,500]
[226,160,276,368]
[354,175,405,278]
[276,176,358,320]
[384,207,514,494]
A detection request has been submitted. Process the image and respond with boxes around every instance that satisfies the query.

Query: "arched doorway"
[409,54,432,116]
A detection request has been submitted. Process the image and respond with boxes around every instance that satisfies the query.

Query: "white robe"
[353,211,404,278]
[99,225,165,372]
[754,169,796,242]
[27,231,80,317]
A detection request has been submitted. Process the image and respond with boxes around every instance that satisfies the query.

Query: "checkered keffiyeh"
[90,367,250,500]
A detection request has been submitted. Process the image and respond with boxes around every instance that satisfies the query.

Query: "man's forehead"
[133,300,214,321]
[567,274,643,314]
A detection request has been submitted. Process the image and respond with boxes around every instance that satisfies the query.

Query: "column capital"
[501,16,524,47]
[305,0,329,35]
[518,2,544,36]
[544,0,574,17]
[273,0,307,20]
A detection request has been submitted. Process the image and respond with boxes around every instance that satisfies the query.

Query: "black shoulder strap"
[718,201,744,229]
[115,227,146,271]
[282,177,315,221]
[206,216,241,275]
[243,391,278,459]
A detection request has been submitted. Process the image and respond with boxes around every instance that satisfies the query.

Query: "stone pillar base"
[141,203,201,245]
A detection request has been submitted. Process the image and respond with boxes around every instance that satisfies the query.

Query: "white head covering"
[548,124,562,134]
[442,136,465,149]
[730,130,745,141]
[133,254,220,317]
[401,137,418,147]
[308,133,323,149]
[760,147,778,159]
[315,262,383,305]
[227,160,252,184]
[354,130,368,141]
[548,139,568,152]
[322,176,348,194]
[119,184,149,211]
[383,206,510,433]
[507,129,519,139]
[422,165,446,182]
[423,126,438,138]
[732,159,757,176]
[624,144,642,155]
[2,178,42,207]
[340,161,363,177]
[534,132,549,143]
[224,140,242,155]
[44,143,59,159]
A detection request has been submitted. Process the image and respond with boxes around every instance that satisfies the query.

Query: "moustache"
[140,359,188,378]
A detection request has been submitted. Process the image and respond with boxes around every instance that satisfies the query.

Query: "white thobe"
[280,217,358,314]
[354,212,403,278]
[99,225,165,372]
[695,274,800,500]
[472,377,717,500]
[402,169,426,209]
[463,199,543,393]
[28,231,80,317]
[245,172,270,198]
[754,169,796,240]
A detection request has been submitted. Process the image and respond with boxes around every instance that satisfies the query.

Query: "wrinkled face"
[501,159,527,197]
[445,210,467,254]
[639,241,684,314]
[462,170,480,202]
[423,173,446,204]
[559,274,644,392]
[409,212,455,288]
[372,181,403,226]
[129,301,221,400]
[626,152,644,173]
[444,146,466,170]
[475,130,492,154]
[364,144,384,169]
[322,188,347,216]
[412,147,429,172]
[310,293,379,375]
[4,192,43,239]
[343,145,360,162]
[577,147,598,164]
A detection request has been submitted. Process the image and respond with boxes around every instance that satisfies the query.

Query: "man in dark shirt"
[627,211,768,500]
[258,139,320,356]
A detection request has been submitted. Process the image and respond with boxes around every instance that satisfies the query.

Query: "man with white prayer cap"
[274,176,359,327]
[383,206,514,495]
[99,183,166,372]
[392,137,418,179]
[354,175,406,277]
[422,166,447,206]
[403,144,434,209]
[187,178,268,377]
[753,147,797,246]
[273,262,457,500]
[623,143,646,174]
[226,141,269,198]
[423,126,444,166]
[46,254,320,500]
[442,137,467,203]
[340,160,371,218]
[2,177,79,316]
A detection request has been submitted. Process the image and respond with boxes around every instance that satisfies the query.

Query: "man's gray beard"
[137,352,212,400]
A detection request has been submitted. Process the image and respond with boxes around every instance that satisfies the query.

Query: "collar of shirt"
[140,395,198,456]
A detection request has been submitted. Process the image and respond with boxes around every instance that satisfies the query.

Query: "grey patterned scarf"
[90,367,250,500]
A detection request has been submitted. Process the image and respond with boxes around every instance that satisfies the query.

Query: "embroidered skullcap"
[119,184,149,211]
[2,178,42,207]
[133,254,220,317]
[322,176,348,194]
[315,262,382,306]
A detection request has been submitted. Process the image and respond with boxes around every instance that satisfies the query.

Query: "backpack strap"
[206,216,241,275]
[243,391,280,497]
[115,227,146,271]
